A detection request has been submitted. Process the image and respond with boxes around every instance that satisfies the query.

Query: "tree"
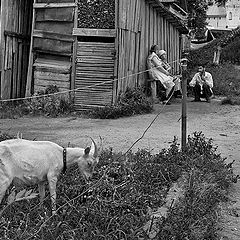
[186,0,228,39]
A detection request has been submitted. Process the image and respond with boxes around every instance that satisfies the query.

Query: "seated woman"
[147,45,179,103]
[157,49,182,98]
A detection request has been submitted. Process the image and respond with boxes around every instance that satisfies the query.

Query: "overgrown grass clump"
[0,85,74,119]
[89,87,153,119]
[0,132,237,239]
[0,132,14,141]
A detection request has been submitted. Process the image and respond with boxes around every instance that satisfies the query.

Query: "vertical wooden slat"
[118,29,124,95]
[149,5,153,46]
[156,11,160,45]
[17,41,23,97]
[124,30,129,90]
[113,0,119,104]
[134,32,140,86]
[130,31,136,87]
[160,15,164,49]
[25,0,36,97]
[71,0,78,92]
[138,0,146,85]
[145,3,149,54]
[153,8,157,44]
[125,0,130,30]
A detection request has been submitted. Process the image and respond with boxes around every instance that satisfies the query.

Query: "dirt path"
[1,97,240,239]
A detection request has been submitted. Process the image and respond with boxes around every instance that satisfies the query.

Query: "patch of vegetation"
[221,36,240,64]
[0,85,74,119]
[77,0,115,29]
[0,132,237,239]
[0,132,14,142]
[221,95,240,105]
[88,87,153,119]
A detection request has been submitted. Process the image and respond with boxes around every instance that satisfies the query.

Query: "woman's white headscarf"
[158,50,166,57]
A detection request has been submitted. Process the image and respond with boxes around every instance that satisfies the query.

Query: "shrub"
[0,132,236,239]
[0,85,74,119]
[77,0,115,28]
[221,96,240,105]
[89,87,153,119]
[0,132,14,142]
[0,101,26,119]
[221,36,240,64]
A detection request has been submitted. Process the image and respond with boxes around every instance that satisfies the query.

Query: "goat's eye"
[88,162,92,167]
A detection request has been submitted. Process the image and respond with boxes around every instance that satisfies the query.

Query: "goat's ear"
[84,146,91,155]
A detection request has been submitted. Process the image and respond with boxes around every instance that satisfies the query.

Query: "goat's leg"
[47,174,57,215]
[0,178,12,204]
[38,182,45,206]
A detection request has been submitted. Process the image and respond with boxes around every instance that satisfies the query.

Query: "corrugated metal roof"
[207,5,227,17]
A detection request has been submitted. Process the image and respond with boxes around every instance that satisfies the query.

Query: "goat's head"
[78,138,99,181]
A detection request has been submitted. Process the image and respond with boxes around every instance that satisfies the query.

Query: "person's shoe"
[206,98,211,103]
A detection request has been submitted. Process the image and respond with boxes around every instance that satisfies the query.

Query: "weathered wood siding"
[116,0,182,97]
[25,0,75,96]
[74,41,115,110]
[33,58,71,93]
[0,0,33,99]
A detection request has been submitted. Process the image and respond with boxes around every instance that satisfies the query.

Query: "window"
[229,12,232,20]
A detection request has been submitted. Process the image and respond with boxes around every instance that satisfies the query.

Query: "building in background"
[207,0,240,30]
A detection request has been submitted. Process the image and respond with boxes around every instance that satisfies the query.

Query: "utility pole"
[180,56,188,151]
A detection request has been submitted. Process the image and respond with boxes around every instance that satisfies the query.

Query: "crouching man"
[189,64,213,102]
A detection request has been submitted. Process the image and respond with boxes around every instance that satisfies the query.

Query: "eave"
[146,0,189,34]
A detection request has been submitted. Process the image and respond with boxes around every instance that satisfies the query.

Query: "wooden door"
[74,41,115,111]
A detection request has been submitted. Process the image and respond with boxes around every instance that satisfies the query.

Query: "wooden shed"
[0,0,188,110]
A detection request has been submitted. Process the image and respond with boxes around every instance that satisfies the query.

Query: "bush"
[77,0,115,28]
[0,85,74,119]
[0,132,236,239]
[206,63,240,96]
[221,36,240,64]
[0,132,14,142]
[221,96,240,105]
[89,87,153,119]
[0,101,27,119]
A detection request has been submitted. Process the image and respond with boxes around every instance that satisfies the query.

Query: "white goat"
[0,138,99,214]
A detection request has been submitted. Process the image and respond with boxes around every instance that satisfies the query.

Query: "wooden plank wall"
[74,42,115,110]
[25,0,75,96]
[116,0,182,97]
[0,0,33,99]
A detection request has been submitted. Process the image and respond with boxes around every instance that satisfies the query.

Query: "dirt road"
[1,97,240,239]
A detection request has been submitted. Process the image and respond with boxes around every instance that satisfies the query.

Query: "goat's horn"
[89,137,98,158]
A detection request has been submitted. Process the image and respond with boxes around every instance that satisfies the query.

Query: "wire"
[0,59,181,103]
[123,89,175,155]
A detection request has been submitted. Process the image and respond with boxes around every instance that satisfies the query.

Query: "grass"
[0,132,237,239]
[0,86,74,119]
